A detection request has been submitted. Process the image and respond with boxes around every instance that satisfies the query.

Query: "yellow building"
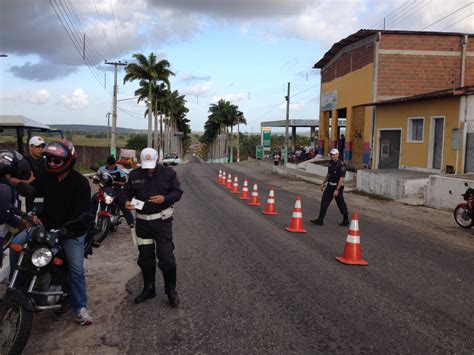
[313,29,474,171]
[370,87,474,174]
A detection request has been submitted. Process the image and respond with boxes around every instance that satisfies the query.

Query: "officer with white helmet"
[124,148,183,306]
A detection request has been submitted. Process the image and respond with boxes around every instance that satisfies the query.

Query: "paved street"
[20,158,474,353]
[120,158,473,353]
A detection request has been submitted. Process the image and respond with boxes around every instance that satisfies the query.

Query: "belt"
[136,207,173,221]
[328,182,338,186]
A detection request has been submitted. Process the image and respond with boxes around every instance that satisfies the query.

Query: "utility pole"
[105,60,127,157]
[106,112,111,148]
[237,114,241,163]
[284,82,290,166]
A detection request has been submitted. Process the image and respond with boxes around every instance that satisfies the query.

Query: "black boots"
[310,216,324,226]
[134,282,156,304]
[163,269,180,308]
[135,269,156,304]
[339,215,350,227]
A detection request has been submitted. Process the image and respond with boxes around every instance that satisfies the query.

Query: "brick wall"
[321,43,374,83]
[377,33,473,98]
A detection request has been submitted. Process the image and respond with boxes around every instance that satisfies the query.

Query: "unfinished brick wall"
[321,43,374,83]
[377,33,473,98]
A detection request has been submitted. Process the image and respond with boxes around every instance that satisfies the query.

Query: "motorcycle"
[0,212,94,355]
[452,182,473,229]
[89,166,124,245]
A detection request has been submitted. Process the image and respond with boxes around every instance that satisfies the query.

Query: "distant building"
[313,29,474,173]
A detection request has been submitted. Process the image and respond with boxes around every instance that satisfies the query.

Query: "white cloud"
[212,92,248,103]
[0,89,50,105]
[182,82,213,96]
[60,89,89,110]
[279,102,305,111]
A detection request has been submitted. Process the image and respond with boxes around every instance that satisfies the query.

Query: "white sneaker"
[75,307,93,326]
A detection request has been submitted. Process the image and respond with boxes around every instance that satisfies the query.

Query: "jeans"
[9,230,88,315]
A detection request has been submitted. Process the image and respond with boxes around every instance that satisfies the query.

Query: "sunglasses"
[47,157,64,166]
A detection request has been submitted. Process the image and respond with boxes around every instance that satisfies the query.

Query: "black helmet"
[106,156,116,165]
[0,149,23,178]
[42,139,77,175]
[100,172,114,187]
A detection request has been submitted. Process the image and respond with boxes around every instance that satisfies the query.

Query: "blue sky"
[1,0,473,133]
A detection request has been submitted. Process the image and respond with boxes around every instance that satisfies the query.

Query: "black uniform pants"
[136,219,176,278]
[319,184,348,218]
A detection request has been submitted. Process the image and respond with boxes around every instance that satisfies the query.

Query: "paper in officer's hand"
[131,198,145,210]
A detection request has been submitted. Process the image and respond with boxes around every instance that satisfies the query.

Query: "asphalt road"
[117,157,474,353]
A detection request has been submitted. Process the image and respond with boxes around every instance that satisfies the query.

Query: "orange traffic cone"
[262,188,278,215]
[240,179,250,200]
[231,176,240,194]
[248,184,261,206]
[217,170,222,183]
[220,171,227,185]
[285,196,306,233]
[225,174,233,189]
[336,213,368,266]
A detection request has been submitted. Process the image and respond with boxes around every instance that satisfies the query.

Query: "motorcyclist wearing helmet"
[90,156,135,226]
[9,140,93,326]
[0,149,30,267]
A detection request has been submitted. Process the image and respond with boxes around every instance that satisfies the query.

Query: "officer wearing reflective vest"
[124,148,183,306]
[310,148,349,227]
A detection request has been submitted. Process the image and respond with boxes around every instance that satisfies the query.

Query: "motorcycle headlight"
[104,193,115,205]
[31,247,53,267]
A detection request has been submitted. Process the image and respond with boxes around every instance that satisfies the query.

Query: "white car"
[162,154,182,166]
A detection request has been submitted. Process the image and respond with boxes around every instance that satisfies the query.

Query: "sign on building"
[261,127,271,151]
[320,90,338,112]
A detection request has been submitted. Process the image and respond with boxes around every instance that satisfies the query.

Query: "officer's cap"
[140,148,158,169]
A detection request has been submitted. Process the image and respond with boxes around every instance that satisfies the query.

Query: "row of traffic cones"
[216,170,368,266]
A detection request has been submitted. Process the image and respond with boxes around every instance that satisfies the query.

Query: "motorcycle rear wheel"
[454,206,473,229]
[93,216,111,244]
[0,296,33,355]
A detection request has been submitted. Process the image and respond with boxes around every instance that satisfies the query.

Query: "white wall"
[357,170,428,200]
[424,175,472,211]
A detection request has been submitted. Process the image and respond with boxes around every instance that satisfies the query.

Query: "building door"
[432,118,444,170]
[378,130,401,169]
[465,132,474,173]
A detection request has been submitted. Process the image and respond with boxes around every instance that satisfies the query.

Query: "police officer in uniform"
[310,148,349,227]
[124,148,183,306]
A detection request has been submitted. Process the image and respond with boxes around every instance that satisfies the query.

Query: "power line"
[440,12,474,31]
[109,0,123,54]
[93,0,119,59]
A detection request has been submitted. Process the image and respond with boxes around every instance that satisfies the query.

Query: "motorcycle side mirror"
[16,182,36,197]
[448,190,453,195]
[465,182,469,187]
[90,164,99,171]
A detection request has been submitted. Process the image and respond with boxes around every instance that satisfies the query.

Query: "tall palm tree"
[123,53,174,148]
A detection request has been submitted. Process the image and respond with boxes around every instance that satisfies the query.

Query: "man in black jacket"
[9,140,93,325]
[124,148,183,306]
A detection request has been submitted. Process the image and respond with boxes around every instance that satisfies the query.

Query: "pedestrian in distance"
[338,134,345,161]
[310,148,349,227]
[273,152,280,166]
[124,148,183,307]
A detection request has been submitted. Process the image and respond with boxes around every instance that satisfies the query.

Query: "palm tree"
[203,99,244,162]
[123,53,174,148]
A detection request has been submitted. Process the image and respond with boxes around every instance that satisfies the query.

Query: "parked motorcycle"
[453,182,473,229]
[0,212,94,355]
[89,166,123,245]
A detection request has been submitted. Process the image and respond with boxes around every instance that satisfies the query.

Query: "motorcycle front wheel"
[0,295,33,355]
[454,206,473,229]
[93,216,111,244]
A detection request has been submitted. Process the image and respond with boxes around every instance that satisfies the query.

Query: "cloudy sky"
[1,0,473,133]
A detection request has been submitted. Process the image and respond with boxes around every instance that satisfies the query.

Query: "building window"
[407,117,424,143]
